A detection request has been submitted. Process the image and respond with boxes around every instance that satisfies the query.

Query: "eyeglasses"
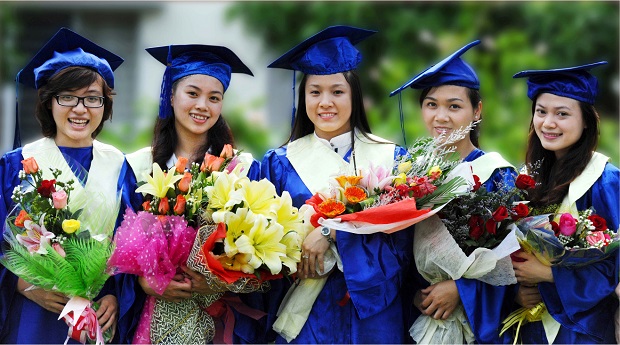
[54,95,105,108]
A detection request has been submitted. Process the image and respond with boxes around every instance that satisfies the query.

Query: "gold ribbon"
[500,302,547,345]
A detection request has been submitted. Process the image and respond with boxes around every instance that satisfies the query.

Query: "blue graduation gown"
[406,148,518,344]
[236,144,412,344]
[518,162,619,344]
[0,146,136,344]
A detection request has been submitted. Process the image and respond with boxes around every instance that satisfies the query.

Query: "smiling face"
[420,85,481,157]
[532,93,585,159]
[171,74,224,142]
[51,80,105,147]
[304,73,353,140]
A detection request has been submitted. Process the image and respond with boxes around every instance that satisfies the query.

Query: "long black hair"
[151,76,235,170]
[526,97,599,207]
[286,70,386,146]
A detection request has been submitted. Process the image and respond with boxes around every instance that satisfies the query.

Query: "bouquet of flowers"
[501,209,619,344]
[409,164,530,344]
[107,145,249,344]
[313,132,474,235]
[187,167,313,285]
[1,157,120,345]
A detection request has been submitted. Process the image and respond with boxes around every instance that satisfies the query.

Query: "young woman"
[511,61,618,344]
[123,44,260,344]
[390,40,517,344]
[0,27,132,343]
[259,25,413,344]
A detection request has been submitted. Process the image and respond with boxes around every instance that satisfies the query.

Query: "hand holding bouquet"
[1,157,120,345]
[501,209,619,344]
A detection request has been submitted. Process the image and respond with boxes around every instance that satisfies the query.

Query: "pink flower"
[558,213,577,236]
[225,156,240,173]
[52,190,68,209]
[360,163,395,193]
[16,218,55,254]
[52,243,66,257]
[586,231,606,246]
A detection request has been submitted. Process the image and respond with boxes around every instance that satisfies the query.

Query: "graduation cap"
[267,25,376,128]
[17,27,123,89]
[13,27,123,149]
[390,40,481,97]
[388,40,480,145]
[146,44,253,119]
[512,61,607,104]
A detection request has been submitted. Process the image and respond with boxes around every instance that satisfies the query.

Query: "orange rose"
[158,197,170,214]
[201,153,225,172]
[14,210,31,227]
[142,200,151,211]
[174,195,187,215]
[21,157,39,174]
[220,144,234,159]
[175,157,189,173]
[178,172,192,193]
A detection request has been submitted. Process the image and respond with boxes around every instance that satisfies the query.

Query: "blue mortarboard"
[147,44,253,119]
[267,25,376,129]
[13,27,123,149]
[512,61,607,105]
[388,40,480,146]
[17,27,123,89]
[268,25,376,75]
[390,40,481,97]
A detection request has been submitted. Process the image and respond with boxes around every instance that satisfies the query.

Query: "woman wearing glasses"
[0,28,134,343]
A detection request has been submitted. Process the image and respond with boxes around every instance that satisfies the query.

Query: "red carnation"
[37,179,56,198]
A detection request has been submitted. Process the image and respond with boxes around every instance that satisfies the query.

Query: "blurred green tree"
[228,1,619,165]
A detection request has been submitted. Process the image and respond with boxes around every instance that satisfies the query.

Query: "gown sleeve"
[455,166,518,344]
[536,163,619,342]
[0,149,23,340]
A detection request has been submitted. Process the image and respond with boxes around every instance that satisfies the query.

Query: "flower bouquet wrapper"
[272,244,342,342]
[108,208,216,343]
[410,215,520,344]
[59,296,109,345]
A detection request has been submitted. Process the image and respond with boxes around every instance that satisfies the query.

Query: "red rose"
[492,206,509,222]
[510,248,526,262]
[468,215,484,240]
[174,195,186,215]
[511,203,530,220]
[158,197,170,214]
[485,219,497,235]
[588,214,608,232]
[550,221,560,236]
[515,174,536,190]
[472,175,482,192]
[37,179,56,198]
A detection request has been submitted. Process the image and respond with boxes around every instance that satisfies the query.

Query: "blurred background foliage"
[227,1,619,165]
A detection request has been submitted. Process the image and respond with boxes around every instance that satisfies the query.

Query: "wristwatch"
[321,227,334,244]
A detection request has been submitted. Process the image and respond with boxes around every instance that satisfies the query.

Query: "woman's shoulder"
[1,147,24,170]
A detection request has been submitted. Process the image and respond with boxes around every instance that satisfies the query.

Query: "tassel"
[290,71,297,130]
[13,72,22,149]
[398,92,407,147]
[158,46,174,119]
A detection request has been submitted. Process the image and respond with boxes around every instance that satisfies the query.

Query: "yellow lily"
[222,208,257,257]
[269,191,306,234]
[206,172,246,222]
[136,163,183,198]
[280,230,303,273]
[250,219,286,275]
[232,179,278,217]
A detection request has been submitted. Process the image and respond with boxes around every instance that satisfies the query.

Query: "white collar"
[313,131,352,158]
[165,154,177,171]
